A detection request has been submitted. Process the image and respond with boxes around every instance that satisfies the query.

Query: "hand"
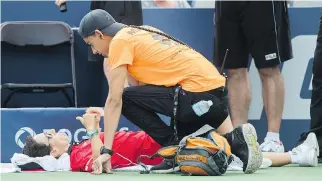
[76,113,99,131]
[92,154,112,175]
[154,0,176,8]
[86,107,104,117]
[55,0,66,7]
[86,107,103,128]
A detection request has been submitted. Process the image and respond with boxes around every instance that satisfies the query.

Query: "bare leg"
[217,116,234,135]
[263,152,291,167]
[227,68,252,127]
[259,66,284,133]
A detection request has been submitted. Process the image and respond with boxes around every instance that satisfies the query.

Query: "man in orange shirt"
[77,9,263,175]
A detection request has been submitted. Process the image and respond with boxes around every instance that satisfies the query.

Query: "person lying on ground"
[21,107,162,173]
[21,108,319,174]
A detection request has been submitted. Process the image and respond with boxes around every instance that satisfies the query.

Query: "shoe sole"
[310,133,320,157]
[300,145,318,167]
[242,123,263,174]
[308,132,319,167]
[312,149,318,167]
[149,166,180,174]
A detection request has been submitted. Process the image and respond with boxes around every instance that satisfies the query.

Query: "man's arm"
[77,112,104,161]
[104,58,133,88]
[103,65,127,150]
[90,134,103,160]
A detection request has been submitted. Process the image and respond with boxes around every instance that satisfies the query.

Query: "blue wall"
[1,1,322,162]
[1,1,215,107]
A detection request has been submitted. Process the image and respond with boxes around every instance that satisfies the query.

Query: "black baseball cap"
[78,9,126,38]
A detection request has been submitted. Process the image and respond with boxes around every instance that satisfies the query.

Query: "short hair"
[23,136,51,157]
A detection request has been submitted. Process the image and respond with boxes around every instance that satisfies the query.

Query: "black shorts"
[214,1,293,69]
[122,85,229,146]
[177,87,229,138]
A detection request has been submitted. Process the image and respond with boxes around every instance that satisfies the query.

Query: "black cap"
[78,9,126,38]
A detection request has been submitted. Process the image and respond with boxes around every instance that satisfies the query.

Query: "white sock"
[289,151,298,164]
[266,132,280,141]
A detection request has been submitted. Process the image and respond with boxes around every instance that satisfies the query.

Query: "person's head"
[78,9,126,58]
[23,129,70,158]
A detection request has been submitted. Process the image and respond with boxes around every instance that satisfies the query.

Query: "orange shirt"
[107,26,225,92]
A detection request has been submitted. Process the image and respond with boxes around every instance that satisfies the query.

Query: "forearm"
[104,98,122,150]
[90,134,104,160]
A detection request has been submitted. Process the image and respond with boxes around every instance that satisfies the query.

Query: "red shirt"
[69,131,162,172]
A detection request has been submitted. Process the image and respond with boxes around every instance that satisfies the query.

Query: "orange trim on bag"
[176,154,207,164]
[210,131,232,156]
[180,166,209,176]
[157,146,179,158]
[186,138,220,153]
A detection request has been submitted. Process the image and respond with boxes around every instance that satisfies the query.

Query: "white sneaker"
[291,132,319,167]
[260,158,273,169]
[227,155,272,171]
[260,138,285,153]
[227,155,243,171]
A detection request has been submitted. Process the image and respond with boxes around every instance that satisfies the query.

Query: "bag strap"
[171,85,181,141]
[179,124,215,145]
[137,155,153,174]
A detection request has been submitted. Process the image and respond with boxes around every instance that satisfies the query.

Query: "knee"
[259,66,281,79]
[227,68,248,80]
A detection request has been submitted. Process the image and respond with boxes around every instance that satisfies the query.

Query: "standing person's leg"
[297,15,322,161]
[242,1,293,152]
[214,1,252,127]
[227,68,252,127]
[311,14,322,161]
[259,67,284,138]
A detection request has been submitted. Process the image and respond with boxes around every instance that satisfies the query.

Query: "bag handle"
[179,124,215,146]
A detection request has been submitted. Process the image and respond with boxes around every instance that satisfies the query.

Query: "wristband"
[86,129,99,139]
[100,146,114,156]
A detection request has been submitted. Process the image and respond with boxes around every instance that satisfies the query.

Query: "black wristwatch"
[100,146,114,156]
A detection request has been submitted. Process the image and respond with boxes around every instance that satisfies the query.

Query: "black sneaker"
[224,123,263,174]
[150,158,179,174]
